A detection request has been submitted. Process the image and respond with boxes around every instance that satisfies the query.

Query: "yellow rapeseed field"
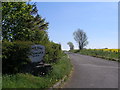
[102,49,118,52]
[92,49,119,52]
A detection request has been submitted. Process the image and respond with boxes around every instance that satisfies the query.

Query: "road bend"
[63,53,118,88]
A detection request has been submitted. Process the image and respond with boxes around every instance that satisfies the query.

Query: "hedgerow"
[2,41,34,74]
[2,41,62,74]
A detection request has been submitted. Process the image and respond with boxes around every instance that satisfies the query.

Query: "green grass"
[0,75,1,90]
[2,54,72,88]
[71,49,119,62]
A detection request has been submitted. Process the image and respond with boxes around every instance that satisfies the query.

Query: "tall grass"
[2,54,72,88]
[71,49,119,61]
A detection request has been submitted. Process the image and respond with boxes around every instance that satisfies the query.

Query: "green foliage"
[67,42,74,50]
[70,49,80,53]
[2,2,63,76]
[45,42,62,63]
[34,41,62,63]
[32,30,49,42]
[2,41,62,74]
[2,54,72,88]
[72,49,118,61]
[2,2,49,41]
[2,2,33,41]
[2,41,34,74]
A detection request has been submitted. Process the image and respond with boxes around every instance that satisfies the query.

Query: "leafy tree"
[0,2,2,41]
[2,2,33,41]
[67,42,74,50]
[32,30,49,43]
[2,2,63,74]
[73,29,88,50]
[31,14,49,42]
[2,2,48,41]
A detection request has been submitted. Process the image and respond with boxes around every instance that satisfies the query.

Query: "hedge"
[43,42,62,63]
[2,41,62,74]
[2,41,34,74]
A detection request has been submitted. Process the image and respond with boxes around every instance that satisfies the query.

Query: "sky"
[35,2,118,50]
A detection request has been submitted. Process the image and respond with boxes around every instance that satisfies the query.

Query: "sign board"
[29,45,45,62]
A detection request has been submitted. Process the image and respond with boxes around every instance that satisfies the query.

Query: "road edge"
[50,54,74,88]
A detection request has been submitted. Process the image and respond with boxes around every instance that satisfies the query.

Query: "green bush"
[34,41,62,63]
[2,41,62,74]
[45,42,62,63]
[2,41,34,74]
[2,54,72,88]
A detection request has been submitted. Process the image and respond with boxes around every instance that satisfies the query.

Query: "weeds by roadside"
[71,49,119,62]
[2,54,72,88]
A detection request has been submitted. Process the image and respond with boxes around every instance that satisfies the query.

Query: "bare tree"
[67,42,74,50]
[73,29,88,50]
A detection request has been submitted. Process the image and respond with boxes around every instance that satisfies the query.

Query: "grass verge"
[2,54,72,88]
[70,49,119,62]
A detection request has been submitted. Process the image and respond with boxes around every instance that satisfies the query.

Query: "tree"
[0,2,2,41]
[2,2,49,41]
[31,14,49,42]
[73,29,88,50]
[2,2,34,41]
[67,42,74,50]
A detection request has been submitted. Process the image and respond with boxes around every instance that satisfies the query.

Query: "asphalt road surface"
[63,53,118,88]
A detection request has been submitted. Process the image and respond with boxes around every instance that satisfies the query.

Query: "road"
[63,53,118,88]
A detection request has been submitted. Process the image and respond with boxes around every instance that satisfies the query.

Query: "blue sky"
[35,2,118,50]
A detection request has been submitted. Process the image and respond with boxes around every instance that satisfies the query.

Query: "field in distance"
[71,49,119,62]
